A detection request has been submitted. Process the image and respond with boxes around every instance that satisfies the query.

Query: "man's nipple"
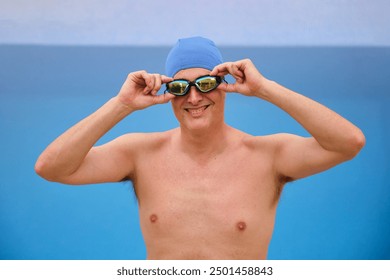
[150,214,158,223]
[237,221,246,231]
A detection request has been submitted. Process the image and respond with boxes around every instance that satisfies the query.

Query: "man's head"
[165,37,226,132]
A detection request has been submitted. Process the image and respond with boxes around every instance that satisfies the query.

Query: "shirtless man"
[35,37,365,259]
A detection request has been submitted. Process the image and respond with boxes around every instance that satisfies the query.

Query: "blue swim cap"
[165,36,223,77]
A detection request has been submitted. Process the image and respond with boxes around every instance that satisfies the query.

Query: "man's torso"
[130,127,284,259]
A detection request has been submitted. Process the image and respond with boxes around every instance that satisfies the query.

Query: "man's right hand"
[117,71,176,111]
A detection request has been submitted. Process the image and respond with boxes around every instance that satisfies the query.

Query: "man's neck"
[178,123,230,162]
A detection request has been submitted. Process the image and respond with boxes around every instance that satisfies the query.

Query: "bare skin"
[35,59,365,259]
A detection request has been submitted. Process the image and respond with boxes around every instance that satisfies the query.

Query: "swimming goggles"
[165,75,226,96]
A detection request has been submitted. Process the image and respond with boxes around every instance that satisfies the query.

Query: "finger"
[218,82,237,93]
[153,92,176,105]
[228,63,245,83]
[212,62,244,83]
[210,63,229,76]
[152,74,162,95]
[143,74,156,95]
[139,71,153,94]
[161,75,173,83]
[163,92,176,102]
[147,74,156,95]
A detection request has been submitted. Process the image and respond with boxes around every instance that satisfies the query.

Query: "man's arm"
[211,59,365,180]
[35,71,175,184]
[259,81,365,180]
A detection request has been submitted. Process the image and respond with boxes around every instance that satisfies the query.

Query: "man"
[35,37,365,259]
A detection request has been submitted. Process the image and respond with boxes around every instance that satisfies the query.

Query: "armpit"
[274,173,294,203]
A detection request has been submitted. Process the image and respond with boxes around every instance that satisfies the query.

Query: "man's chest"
[134,148,278,210]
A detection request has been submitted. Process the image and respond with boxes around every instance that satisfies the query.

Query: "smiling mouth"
[185,105,210,117]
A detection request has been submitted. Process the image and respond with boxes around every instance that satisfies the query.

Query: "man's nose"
[187,86,203,105]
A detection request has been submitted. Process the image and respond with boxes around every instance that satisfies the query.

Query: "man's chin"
[181,118,211,132]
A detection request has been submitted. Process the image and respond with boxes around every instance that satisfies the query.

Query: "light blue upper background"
[1,0,389,46]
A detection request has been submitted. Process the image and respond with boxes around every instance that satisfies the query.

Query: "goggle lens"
[168,81,189,95]
[196,77,218,92]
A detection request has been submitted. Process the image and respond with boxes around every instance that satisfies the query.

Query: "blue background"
[0,45,389,259]
[2,0,389,46]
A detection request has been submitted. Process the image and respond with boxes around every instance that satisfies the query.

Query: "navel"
[150,214,158,223]
[237,221,246,231]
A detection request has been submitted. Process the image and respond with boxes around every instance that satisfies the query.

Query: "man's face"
[170,68,226,132]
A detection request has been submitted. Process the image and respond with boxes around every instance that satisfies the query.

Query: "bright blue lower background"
[0,45,389,259]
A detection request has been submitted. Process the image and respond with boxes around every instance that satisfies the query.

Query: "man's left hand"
[210,59,269,98]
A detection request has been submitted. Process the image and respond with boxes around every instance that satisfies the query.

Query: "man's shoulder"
[238,131,297,150]
[117,129,176,150]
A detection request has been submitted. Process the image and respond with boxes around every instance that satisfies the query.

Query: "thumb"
[152,93,176,105]
[219,82,238,93]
